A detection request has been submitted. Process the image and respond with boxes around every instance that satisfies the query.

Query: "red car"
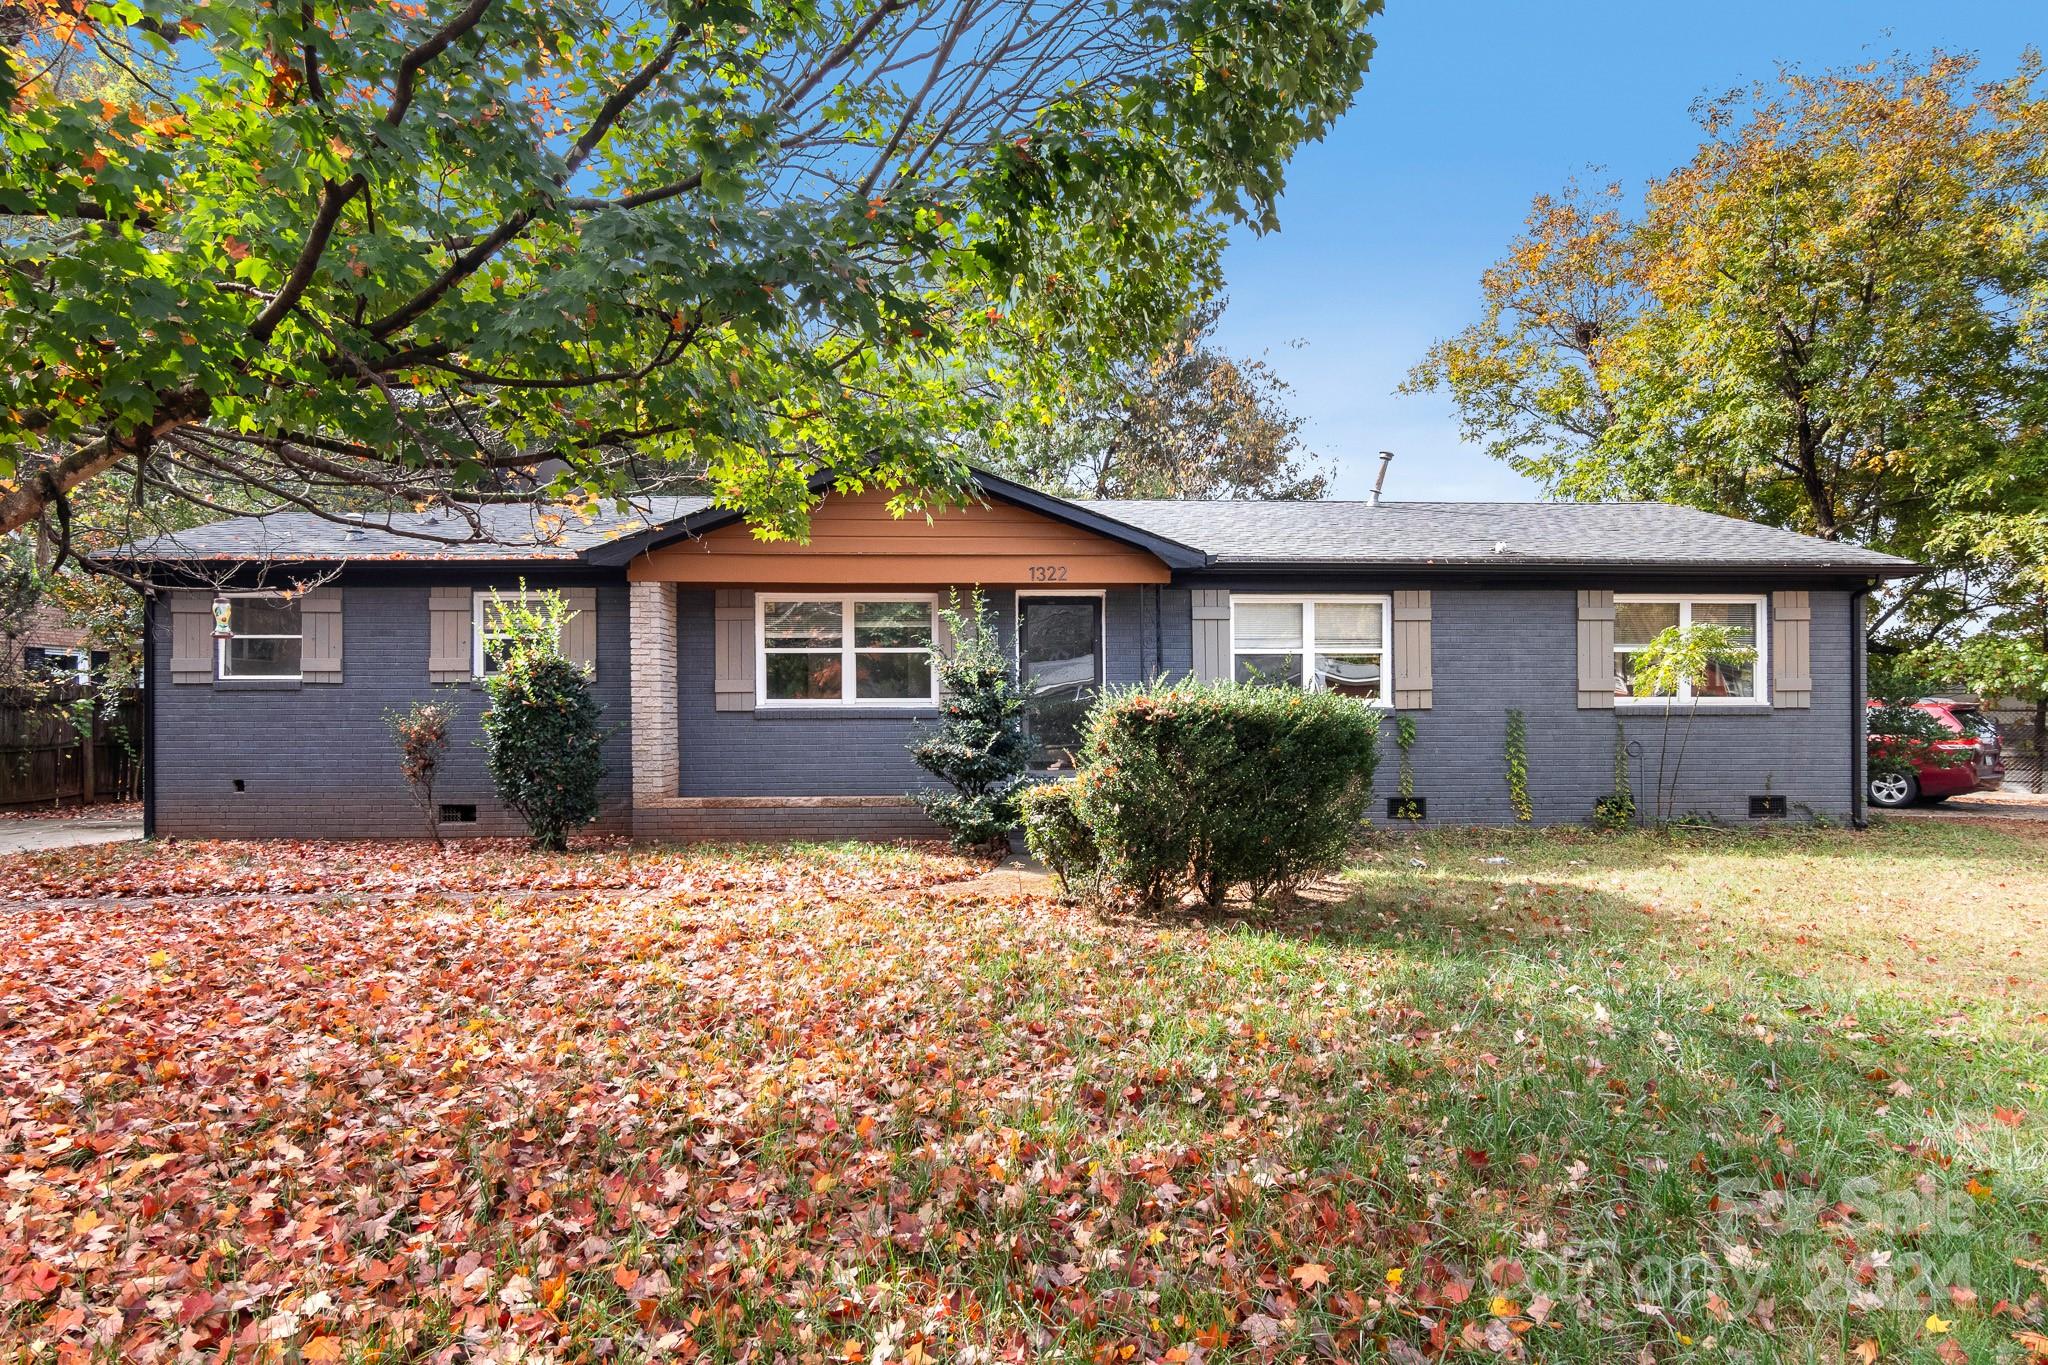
[1868,698,2007,808]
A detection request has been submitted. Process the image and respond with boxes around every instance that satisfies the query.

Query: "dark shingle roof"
[1075,499,1919,574]
[103,485,1918,578]
[103,497,711,562]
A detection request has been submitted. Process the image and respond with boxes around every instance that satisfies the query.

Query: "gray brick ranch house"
[106,470,1917,840]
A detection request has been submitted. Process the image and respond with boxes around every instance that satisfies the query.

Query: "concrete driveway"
[0,815,144,854]
[1891,790,2048,822]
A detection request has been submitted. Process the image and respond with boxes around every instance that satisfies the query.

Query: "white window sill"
[755,703,940,719]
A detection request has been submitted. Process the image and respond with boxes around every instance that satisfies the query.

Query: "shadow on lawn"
[1086,861,2048,1358]
[1108,866,2048,1349]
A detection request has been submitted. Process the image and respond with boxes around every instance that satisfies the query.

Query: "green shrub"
[1072,679,1380,910]
[478,588,607,852]
[908,591,1031,849]
[1503,707,1532,822]
[1020,779,1099,897]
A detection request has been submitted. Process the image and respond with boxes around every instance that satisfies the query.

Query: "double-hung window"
[1613,594,1766,703]
[216,594,303,680]
[759,594,937,706]
[1230,595,1390,701]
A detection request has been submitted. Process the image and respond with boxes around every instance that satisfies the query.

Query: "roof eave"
[89,549,587,570]
[1196,557,1924,579]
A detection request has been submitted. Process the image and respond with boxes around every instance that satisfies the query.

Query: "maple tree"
[1406,52,2048,662]
[0,0,1381,549]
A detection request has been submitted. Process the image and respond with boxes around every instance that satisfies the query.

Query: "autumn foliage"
[3,825,2047,1361]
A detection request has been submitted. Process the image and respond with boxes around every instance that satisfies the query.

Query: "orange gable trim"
[626,489,1172,586]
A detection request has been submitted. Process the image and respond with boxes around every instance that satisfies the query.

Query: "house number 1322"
[1028,565,1069,581]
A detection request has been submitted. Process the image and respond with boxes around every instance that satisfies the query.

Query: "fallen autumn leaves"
[4,829,2046,1363]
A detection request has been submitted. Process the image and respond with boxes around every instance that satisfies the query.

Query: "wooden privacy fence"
[0,686,143,809]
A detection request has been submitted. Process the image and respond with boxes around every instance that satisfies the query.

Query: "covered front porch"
[600,478,1202,841]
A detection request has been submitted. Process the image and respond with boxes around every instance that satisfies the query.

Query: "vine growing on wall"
[1593,713,1635,830]
[1393,715,1421,820]
[1504,708,1533,822]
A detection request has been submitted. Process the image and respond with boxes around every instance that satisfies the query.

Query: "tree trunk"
[1791,399,1839,541]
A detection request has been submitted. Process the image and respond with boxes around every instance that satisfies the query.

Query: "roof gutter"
[1190,558,1924,580]
[1850,583,1871,829]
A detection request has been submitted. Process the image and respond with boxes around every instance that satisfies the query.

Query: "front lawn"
[4,825,2045,1362]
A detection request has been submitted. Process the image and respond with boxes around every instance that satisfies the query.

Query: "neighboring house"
[102,470,1917,840]
[5,604,110,685]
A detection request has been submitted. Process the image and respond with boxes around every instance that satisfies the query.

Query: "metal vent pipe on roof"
[1370,451,1394,507]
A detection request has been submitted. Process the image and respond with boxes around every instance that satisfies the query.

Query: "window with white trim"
[759,594,937,706]
[1613,594,1766,702]
[216,594,303,679]
[1230,596,1390,701]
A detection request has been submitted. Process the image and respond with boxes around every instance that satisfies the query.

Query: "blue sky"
[1210,1,2038,502]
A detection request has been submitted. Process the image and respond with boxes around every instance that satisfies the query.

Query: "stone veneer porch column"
[628,581,679,808]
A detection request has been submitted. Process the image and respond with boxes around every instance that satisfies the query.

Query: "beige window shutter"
[1577,590,1617,708]
[428,585,473,682]
[1770,590,1812,708]
[1391,590,1433,709]
[168,590,215,684]
[1191,589,1231,681]
[558,586,598,675]
[713,589,756,712]
[300,585,343,682]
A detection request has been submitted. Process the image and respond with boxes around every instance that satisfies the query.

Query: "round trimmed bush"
[1072,679,1380,910]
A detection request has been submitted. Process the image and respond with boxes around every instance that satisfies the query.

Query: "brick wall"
[1242,584,1860,826]
[632,797,941,842]
[152,574,1862,839]
[628,581,679,802]
[150,571,633,839]
[672,587,1157,797]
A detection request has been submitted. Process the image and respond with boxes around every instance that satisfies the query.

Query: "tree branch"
[248,173,366,343]
[387,0,498,126]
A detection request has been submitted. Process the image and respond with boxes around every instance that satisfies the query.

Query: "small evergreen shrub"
[1020,779,1098,897]
[908,591,1031,849]
[478,588,607,852]
[1072,679,1380,910]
